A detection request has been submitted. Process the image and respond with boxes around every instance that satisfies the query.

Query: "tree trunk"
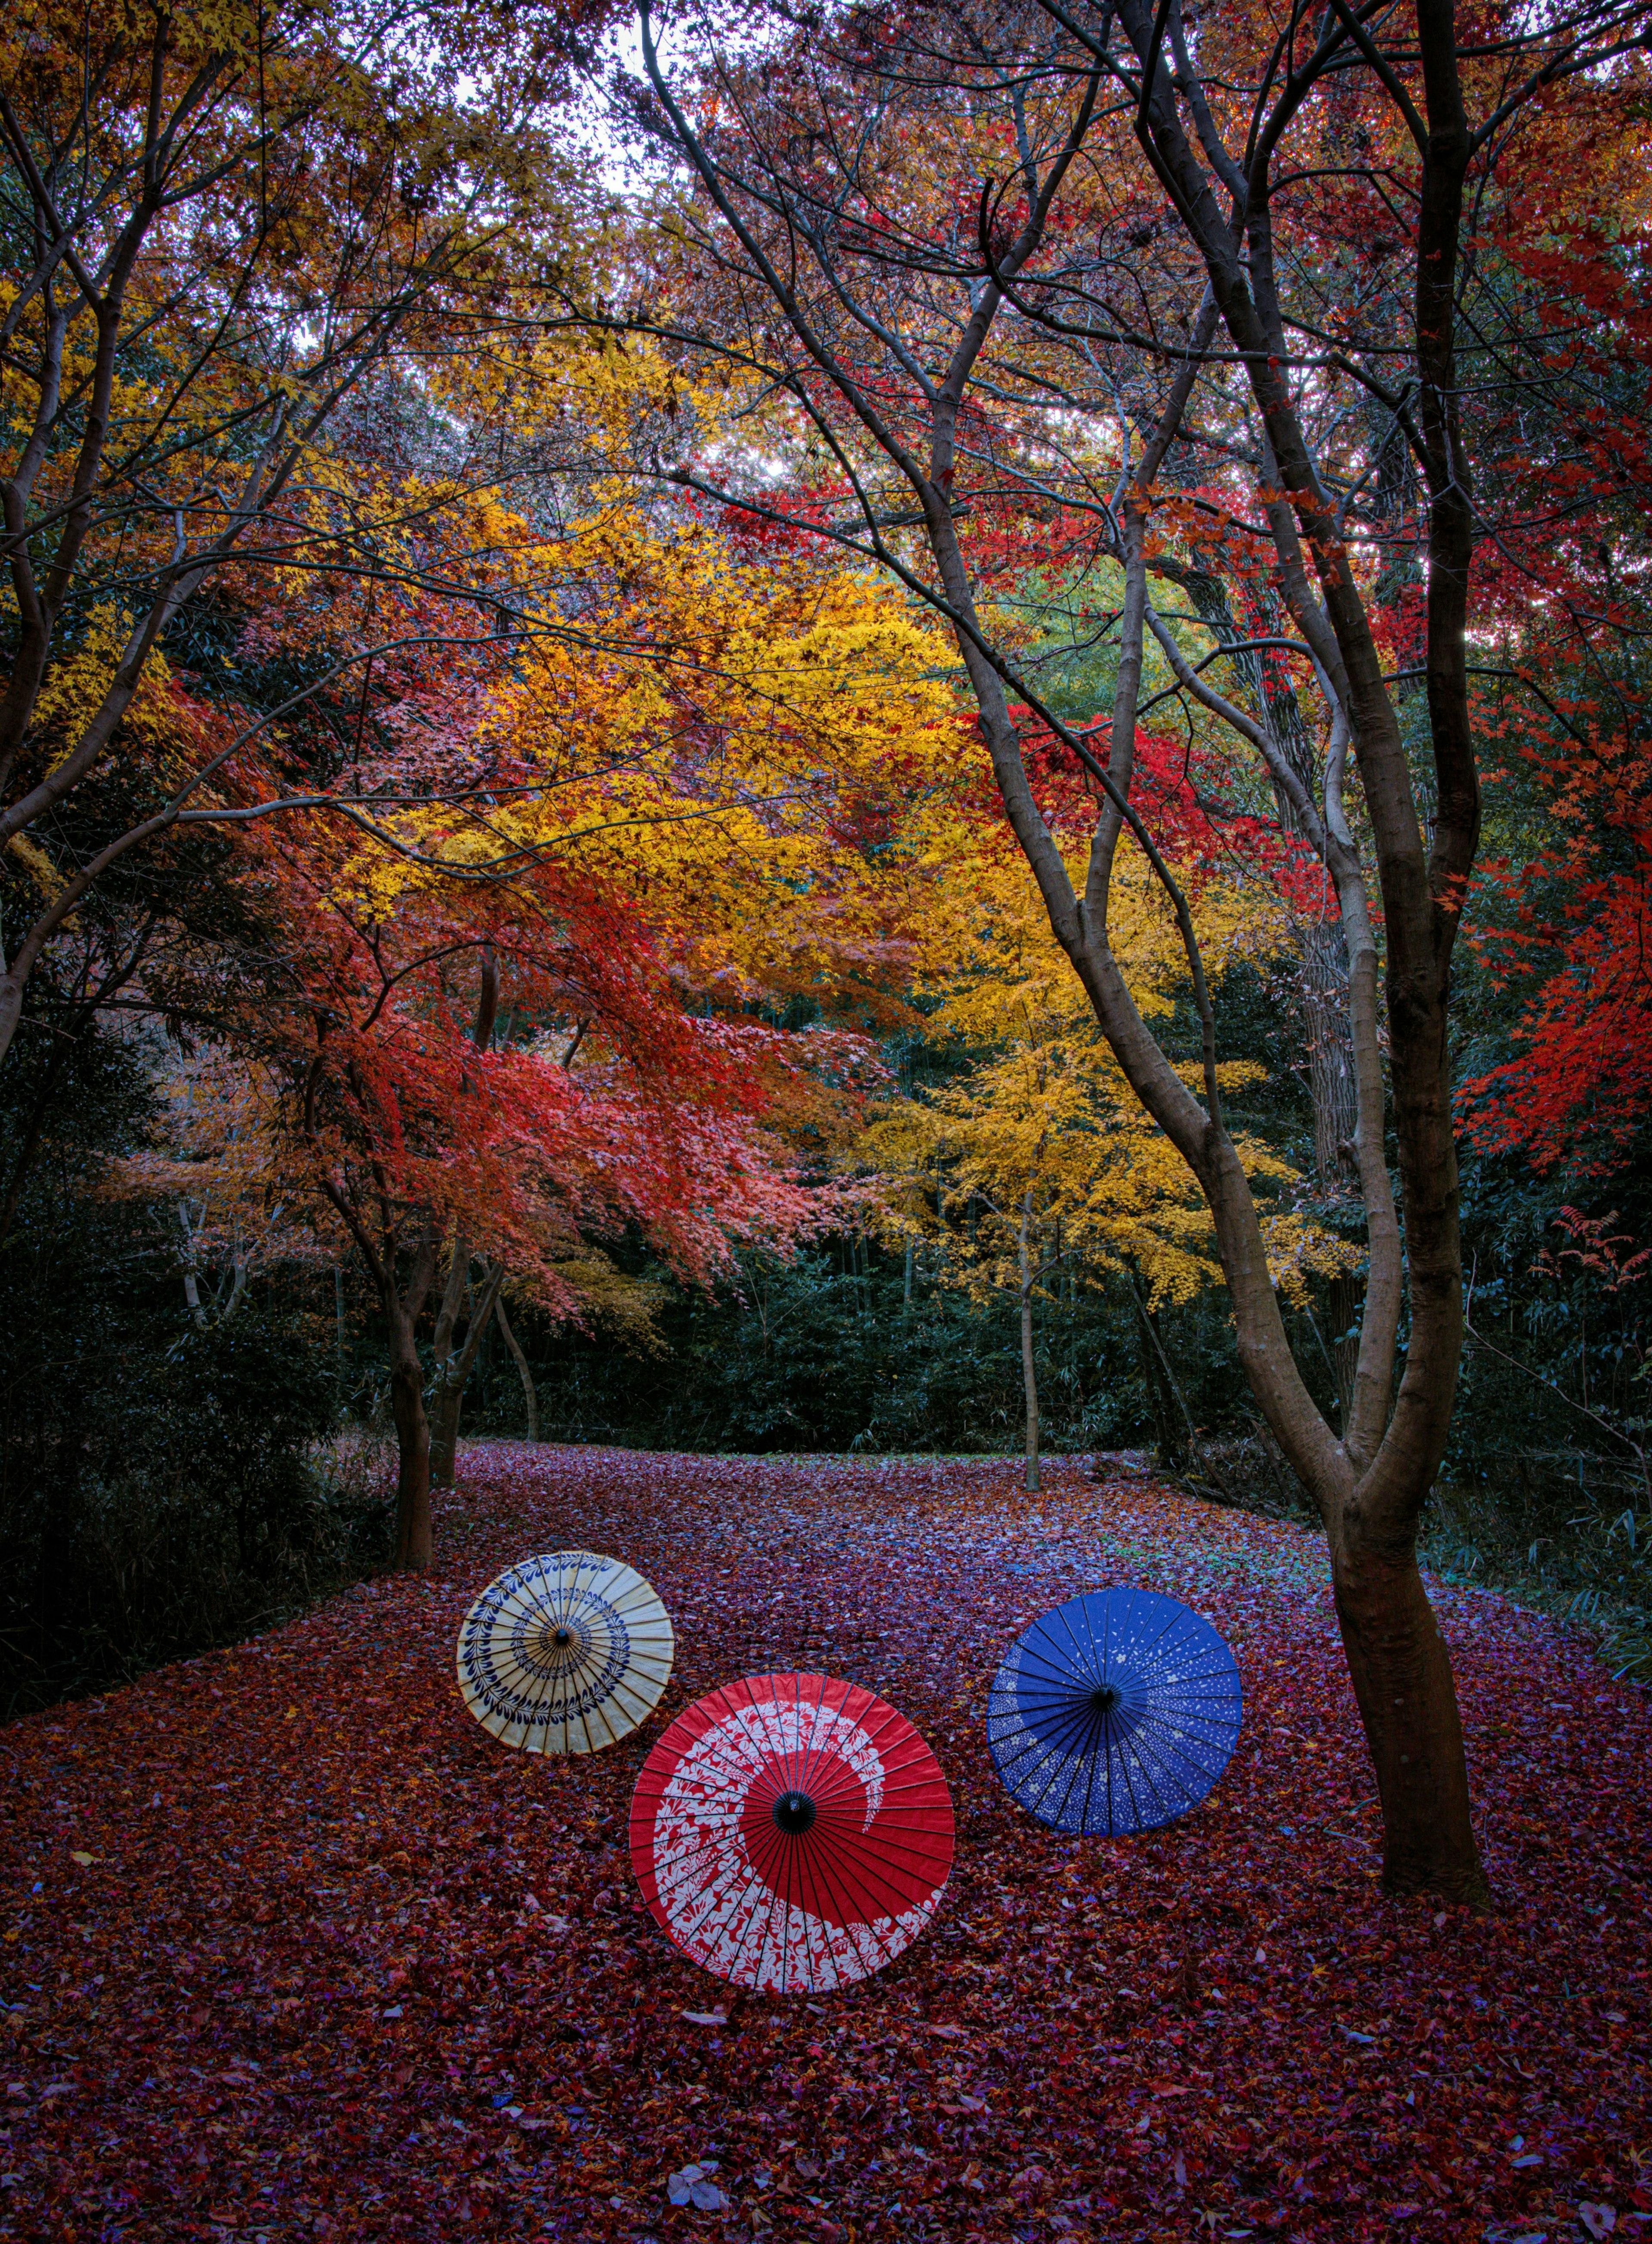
[1303,922,1362,1426]
[428,1381,463,1491]
[385,1292,432,1569]
[179,1205,206,1327]
[1018,1190,1040,1494]
[426,961,502,1487]
[1330,1541,1483,1900]
[496,1293,539,1440]
[428,1238,471,1491]
[638,4,1488,1901]
[430,1260,505,1486]
[1131,1282,1185,1472]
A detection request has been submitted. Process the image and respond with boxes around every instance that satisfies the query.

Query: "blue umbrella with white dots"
[986,1588,1242,1835]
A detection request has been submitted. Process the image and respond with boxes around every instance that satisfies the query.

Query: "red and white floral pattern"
[631,1673,954,1993]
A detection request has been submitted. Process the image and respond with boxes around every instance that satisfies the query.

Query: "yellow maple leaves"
[327,481,972,1008]
[859,843,1359,1311]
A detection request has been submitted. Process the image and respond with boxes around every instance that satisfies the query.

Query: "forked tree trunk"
[319,1200,443,1572]
[428,1237,471,1491]
[639,0,1490,1902]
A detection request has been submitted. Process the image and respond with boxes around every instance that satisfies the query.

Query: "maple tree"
[0,0,612,1069]
[861,830,1355,1490]
[1457,702,1652,1184]
[257,876,857,1570]
[0,41,978,1560]
[622,0,1652,1901]
[107,440,970,1566]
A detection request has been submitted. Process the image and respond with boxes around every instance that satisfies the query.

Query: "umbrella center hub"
[773,1791,817,1836]
[1089,1683,1123,1716]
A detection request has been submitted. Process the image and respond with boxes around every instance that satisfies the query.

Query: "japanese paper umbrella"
[456,1550,673,1754]
[987,1588,1242,1836]
[630,1673,954,1993]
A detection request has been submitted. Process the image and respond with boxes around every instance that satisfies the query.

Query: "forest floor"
[2,1444,1647,2244]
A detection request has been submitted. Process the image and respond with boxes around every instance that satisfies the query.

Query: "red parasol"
[630,1672,954,1993]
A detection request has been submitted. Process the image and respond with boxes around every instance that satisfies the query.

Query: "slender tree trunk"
[430,1260,505,1486]
[179,1205,206,1327]
[426,1265,502,1490]
[428,1383,463,1491]
[1303,924,1362,1426]
[496,1293,539,1441]
[426,952,503,1488]
[1019,1191,1040,1493]
[428,1237,471,1491]
[1130,1280,1185,1471]
[385,1291,432,1569]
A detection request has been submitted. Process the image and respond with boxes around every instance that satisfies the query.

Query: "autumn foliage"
[6,0,1652,1939]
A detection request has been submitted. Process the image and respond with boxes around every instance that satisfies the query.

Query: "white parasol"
[456,1549,674,1754]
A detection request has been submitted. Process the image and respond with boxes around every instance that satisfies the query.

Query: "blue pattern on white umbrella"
[986,1588,1242,1835]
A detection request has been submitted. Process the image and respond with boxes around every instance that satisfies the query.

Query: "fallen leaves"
[665,2160,727,2210]
[0,1442,1647,2243]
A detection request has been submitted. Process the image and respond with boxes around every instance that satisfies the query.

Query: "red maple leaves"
[4,1445,1645,2243]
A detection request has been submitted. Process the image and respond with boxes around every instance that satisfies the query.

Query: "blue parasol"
[986,1588,1242,1835]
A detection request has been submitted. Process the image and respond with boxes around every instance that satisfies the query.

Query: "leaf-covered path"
[4,1447,1647,2242]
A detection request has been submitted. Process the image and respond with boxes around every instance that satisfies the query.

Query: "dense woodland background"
[3,0,1650,1726]
[3,946,1647,1711]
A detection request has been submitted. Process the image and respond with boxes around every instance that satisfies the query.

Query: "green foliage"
[464,1239,1264,1459]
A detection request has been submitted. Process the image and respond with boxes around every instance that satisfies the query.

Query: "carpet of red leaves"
[3,1445,1648,2244]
